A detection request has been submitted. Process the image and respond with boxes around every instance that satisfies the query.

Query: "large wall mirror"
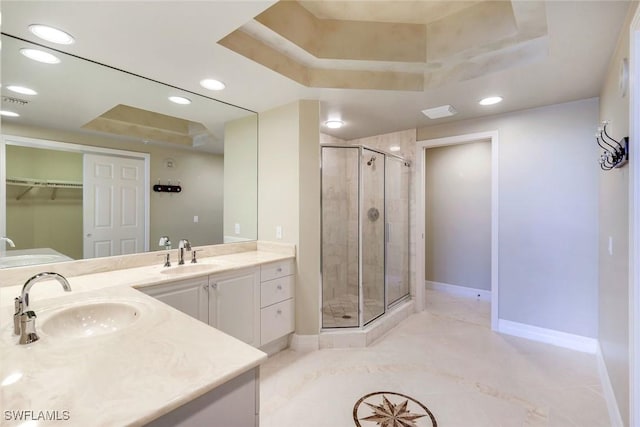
[0,33,258,268]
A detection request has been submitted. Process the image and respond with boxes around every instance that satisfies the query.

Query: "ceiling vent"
[421,105,457,119]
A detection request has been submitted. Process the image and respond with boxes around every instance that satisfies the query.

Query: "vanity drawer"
[260,259,294,282]
[260,298,294,345]
[261,276,294,308]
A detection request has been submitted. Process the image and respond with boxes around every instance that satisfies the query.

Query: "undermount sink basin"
[41,302,142,339]
[160,264,216,276]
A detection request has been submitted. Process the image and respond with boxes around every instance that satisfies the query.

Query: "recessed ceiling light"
[422,105,457,119]
[20,48,60,64]
[7,85,37,96]
[389,145,401,152]
[28,24,75,45]
[200,79,226,91]
[0,111,20,117]
[324,120,344,129]
[168,96,191,105]
[479,96,503,106]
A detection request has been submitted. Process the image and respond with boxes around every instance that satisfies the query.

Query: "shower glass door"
[321,146,359,328]
[386,156,410,307]
[361,149,385,324]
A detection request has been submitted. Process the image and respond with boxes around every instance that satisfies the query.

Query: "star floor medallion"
[353,391,437,427]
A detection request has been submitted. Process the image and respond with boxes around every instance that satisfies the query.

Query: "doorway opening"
[415,131,499,330]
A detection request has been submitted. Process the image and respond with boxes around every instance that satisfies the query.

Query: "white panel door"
[83,154,145,258]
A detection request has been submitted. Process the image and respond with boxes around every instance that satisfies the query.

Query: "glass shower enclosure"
[321,145,410,329]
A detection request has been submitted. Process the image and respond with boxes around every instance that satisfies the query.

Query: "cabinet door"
[209,269,260,347]
[261,298,294,346]
[142,277,209,324]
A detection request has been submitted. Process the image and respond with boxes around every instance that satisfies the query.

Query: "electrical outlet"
[276,226,283,240]
[193,215,199,223]
[234,223,240,234]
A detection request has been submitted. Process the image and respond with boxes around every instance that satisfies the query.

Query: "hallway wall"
[597,3,639,424]
[418,98,599,338]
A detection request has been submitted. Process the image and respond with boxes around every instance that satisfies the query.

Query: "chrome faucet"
[1,236,15,248]
[159,236,172,267]
[14,272,72,344]
[178,239,191,265]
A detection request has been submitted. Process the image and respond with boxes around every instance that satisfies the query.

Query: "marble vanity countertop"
[0,249,294,304]
[0,286,268,426]
[0,246,294,426]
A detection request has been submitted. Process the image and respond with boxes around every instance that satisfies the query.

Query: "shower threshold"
[319,298,414,348]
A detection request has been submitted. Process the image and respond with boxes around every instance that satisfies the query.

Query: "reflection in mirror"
[1,34,258,268]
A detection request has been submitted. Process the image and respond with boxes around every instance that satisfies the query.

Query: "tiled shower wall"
[321,129,417,307]
[321,147,359,306]
[385,157,411,304]
[360,148,385,322]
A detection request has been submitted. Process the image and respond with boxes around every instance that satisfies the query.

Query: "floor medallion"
[353,391,437,427]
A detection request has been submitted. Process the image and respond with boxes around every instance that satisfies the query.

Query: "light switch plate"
[193,215,199,223]
[235,223,240,234]
[276,226,283,240]
[608,236,613,256]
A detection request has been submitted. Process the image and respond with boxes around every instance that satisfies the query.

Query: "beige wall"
[6,146,83,259]
[598,3,638,425]
[425,140,491,290]
[418,98,599,338]
[223,115,258,242]
[258,100,320,335]
[3,123,224,253]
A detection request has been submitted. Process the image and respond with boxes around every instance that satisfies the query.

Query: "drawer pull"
[211,283,218,290]
[277,285,283,290]
[277,309,282,315]
[276,267,282,273]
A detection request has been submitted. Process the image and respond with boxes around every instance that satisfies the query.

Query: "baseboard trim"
[425,280,491,301]
[497,319,598,354]
[596,343,624,427]
[260,335,290,356]
[289,333,319,352]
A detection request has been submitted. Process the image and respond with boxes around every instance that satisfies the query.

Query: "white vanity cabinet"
[142,276,209,324]
[147,368,259,427]
[260,260,295,346]
[208,268,261,347]
[141,260,295,350]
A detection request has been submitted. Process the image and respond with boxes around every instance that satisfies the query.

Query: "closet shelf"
[7,177,82,201]
[7,177,83,189]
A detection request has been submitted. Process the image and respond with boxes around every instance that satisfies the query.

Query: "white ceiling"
[1,1,632,140]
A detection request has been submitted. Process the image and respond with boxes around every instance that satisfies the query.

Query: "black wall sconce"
[597,120,629,170]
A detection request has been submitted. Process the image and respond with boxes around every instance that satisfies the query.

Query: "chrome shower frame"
[320,144,411,330]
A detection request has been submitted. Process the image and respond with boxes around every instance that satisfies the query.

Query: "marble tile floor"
[260,289,610,426]
[322,294,385,328]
